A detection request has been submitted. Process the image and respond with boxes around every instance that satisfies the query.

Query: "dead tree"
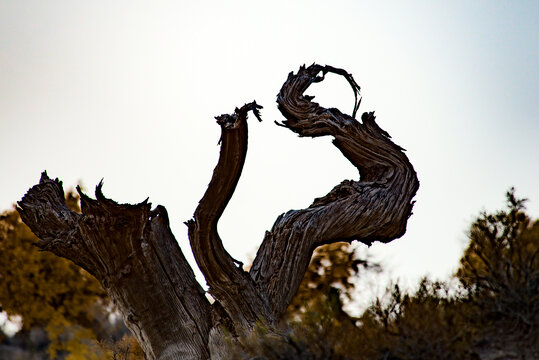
[18,64,419,359]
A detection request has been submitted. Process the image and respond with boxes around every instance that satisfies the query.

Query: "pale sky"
[1,1,538,293]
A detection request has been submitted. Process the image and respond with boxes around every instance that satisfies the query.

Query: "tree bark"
[250,64,419,318]
[18,176,212,359]
[18,64,419,359]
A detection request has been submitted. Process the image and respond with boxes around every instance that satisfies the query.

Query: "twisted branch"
[250,64,419,317]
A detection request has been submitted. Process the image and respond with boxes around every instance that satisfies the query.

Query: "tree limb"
[250,64,419,318]
[187,102,274,333]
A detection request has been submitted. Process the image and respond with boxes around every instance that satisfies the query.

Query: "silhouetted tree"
[16,64,419,359]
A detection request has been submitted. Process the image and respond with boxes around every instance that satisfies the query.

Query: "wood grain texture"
[250,64,419,318]
[186,102,274,332]
[18,173,212,360]
[17,64,418,359]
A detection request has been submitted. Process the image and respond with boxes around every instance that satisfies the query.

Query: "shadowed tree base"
[18,64,419,359]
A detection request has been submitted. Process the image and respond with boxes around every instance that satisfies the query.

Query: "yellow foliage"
[46,316,108,360]
[0,191,110,358]
[108,334,145,360]
[287,242,379,318]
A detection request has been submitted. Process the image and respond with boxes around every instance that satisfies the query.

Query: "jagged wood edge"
[17,172,212,359]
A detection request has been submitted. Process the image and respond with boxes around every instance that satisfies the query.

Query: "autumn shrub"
[355,279,475,360]
[455,189,539,356]
[457,189,539,333]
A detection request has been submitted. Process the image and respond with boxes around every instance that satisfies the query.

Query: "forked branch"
[17,64,419,360]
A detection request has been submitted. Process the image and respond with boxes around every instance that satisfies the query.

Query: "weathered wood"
[187,102,274,332]
[250,64,419,318]
[17,64,419,359]
[18,174,212,360]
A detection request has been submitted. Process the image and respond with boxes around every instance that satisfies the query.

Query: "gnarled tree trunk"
[18,64,419,359]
